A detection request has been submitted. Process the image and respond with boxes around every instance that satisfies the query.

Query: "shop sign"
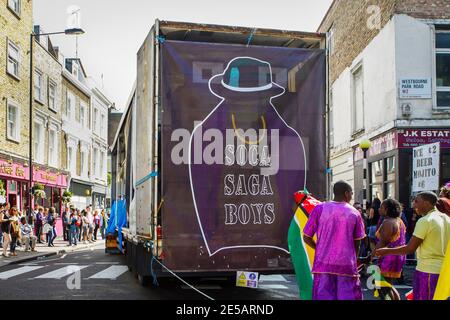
[412,142,440,192]
[398,129,450,148]
[399,78,432,99]
[354,131,398,162]
[0,159,29,180]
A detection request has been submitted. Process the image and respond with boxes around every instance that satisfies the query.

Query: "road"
[0,246,414,300]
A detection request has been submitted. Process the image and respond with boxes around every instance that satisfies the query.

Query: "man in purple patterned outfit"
[303,181,366,300]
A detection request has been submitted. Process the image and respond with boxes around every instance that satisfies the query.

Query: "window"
[100,113,105,137]
[369,156,396,201]
[34,69,43,102]
[100,151,105,179]
[7,102,20,142]
[33,120,45,163]
[48,125,58,167]
[327,25,335,55]
[370,160,384,200]
[67,146,73,172]
[93,148,98,176]
[73,63,79,79]
[80,151,86,176]
[93,108,99,133]
[80,104,85,127]
[7,40,20,78]
[7,0,20,16]
[48,80,57,111]
[352,65,364,133]
[436,31,450,108]
[66,91,74,119]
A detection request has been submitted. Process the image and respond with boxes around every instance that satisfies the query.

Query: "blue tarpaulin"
[107,199,127,251]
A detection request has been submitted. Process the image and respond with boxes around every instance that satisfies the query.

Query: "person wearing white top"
[20,217,37,251]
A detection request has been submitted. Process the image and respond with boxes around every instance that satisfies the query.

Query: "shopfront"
[92,184,107,210]
[354,128,450,208]
[70,179,93,210]
[0,158,69,214]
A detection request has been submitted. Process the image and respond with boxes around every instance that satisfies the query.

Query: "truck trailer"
[109,20,328,286]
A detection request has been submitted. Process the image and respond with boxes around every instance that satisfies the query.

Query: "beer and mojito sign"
[412,142,440,192]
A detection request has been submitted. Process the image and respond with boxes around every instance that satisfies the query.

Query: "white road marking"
[181,285,222,290]
[395,285,413,289]
[259,284,289,290]
[35,265,89,279]
[259,275,288,282]
[88,266,128,279]
[0,266,45,280]
[94,262,119,265]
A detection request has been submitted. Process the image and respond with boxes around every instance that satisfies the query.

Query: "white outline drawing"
[188,56,308,257]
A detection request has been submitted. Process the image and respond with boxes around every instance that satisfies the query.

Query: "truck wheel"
[137,274,150,287]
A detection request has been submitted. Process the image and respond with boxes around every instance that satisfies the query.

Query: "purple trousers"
[413,270,440,300]
[312,273,363,300]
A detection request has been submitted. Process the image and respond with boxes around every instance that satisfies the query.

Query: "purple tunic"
[304,201,366,277]
[376,218,406,278]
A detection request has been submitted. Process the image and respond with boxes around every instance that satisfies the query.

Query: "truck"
[109,19,328,286]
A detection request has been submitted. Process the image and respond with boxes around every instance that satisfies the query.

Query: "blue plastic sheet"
[107,199,127,250]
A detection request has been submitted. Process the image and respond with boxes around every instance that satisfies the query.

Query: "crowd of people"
[303,181,450,300]
[61,205,109,247]
[0,203,109,258]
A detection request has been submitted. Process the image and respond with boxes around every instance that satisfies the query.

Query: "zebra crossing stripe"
[88,266,128,279]
[35,265,89,279]
[259,284,289,290]
[259,275,288,282]
[0,266,45,280]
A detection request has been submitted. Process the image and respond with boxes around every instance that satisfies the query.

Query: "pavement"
[0,236,105,268]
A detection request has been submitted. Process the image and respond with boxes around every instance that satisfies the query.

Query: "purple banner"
[161,41,326,271]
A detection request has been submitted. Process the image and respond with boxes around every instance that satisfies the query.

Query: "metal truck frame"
[109,19,328,286]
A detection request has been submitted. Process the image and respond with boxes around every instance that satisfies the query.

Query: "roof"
[317,0,338,32]
[110,81,136,151]
[159,20,325,49]
[65,58,88,78]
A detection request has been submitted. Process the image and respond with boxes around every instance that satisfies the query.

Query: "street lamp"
[28,27,85,220]
[359,139,372,220]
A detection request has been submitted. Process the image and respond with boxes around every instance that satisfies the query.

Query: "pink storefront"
[0,158,69,236]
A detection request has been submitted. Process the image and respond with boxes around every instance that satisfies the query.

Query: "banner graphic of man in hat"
[189,56,307,256]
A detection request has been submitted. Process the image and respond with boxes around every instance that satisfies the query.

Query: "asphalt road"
[0,246,415,300]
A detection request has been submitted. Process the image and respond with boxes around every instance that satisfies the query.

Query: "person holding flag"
[303,181,366,300]
[376,191,450,300]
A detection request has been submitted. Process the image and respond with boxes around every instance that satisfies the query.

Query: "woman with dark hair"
[368,198,381,251]
[371,198,406,299]
[0,203,11,257]
[437,184,450,216]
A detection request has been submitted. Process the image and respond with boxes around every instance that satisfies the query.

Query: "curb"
[6,251,58,266]
[0,242,105,267]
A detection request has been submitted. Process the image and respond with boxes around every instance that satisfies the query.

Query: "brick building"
[31,25,69,212]
[0,0,33,210]
[319,0,450,207]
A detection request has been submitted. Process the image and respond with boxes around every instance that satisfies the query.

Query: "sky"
[33,0,333,111]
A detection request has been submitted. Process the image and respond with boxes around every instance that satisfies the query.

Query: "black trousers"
[62,224,68,241]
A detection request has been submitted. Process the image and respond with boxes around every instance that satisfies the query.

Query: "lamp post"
[28,28,85,220]
[359,139,372,220]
